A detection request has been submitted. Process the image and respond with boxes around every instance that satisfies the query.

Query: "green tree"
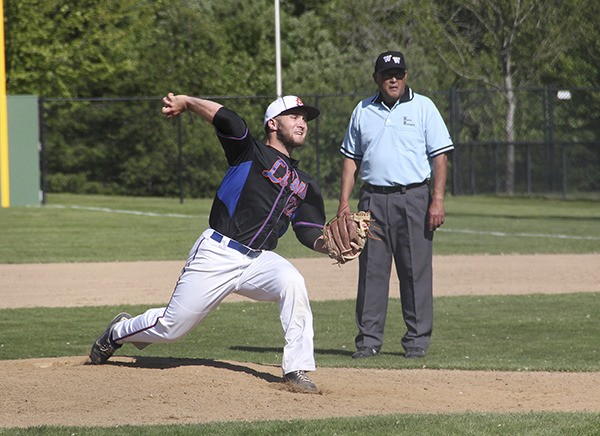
[414,0,579,194]
[5,0,597,198]
[5,0,156,97]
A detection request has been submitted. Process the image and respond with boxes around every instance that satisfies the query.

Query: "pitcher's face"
[274,110,308,149]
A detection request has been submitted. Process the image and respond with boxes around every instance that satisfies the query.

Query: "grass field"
[0,194,599,434]
[2,413,600,435]
[1,294,599,371]
[0,194,598,263]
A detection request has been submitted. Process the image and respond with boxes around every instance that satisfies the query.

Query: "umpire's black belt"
[365,180,428,194]
[210,231,262,259]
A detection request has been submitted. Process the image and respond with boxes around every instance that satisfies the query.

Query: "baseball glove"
[322,211,372,265]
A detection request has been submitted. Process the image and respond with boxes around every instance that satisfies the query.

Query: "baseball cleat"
[89,312,131,364]
[283,370,319,393]
[351,347,379,359]
[404,347,426,359]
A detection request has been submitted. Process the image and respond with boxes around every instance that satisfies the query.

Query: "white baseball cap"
[263,95,320,125]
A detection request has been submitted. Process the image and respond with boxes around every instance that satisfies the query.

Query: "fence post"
[562,143,568,199]
[546,86,556,192]
[177,115,184,204]
[38,97,47,205]
[314,95,321,188]
[449,86,458,195]
[526,143,532,195]
[493,143,499,194]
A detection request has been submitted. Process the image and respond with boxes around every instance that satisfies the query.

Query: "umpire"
[337,51,454,359]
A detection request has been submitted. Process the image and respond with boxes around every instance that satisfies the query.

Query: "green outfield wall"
[0,95,40,206]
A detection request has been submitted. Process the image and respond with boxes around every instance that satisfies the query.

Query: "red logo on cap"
[296,97,303,106]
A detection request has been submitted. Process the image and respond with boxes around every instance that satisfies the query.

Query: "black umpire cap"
[374,51,407,74]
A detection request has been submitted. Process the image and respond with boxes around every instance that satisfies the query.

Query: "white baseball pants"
[111,228,316,374]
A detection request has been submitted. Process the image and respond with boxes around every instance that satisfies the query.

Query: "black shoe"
[404,347,426,359]
[89,312,131,364]
[352,347,379,359]
[283,370,319,393]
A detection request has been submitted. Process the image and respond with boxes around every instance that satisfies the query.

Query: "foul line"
[439,227,600,241]
[45,204,197,219]
[40,205,598,240]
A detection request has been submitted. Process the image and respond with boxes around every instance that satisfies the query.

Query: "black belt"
[210,232,262,259]
[365,180,428,194]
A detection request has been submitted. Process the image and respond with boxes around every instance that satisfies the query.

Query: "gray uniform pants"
[356,183,434,352]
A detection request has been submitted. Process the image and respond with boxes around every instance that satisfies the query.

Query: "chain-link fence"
[39,87,600,205]
[447,87,600,197]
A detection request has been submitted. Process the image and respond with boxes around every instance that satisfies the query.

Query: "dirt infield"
[1,254,599,428]
[3,254,599,308]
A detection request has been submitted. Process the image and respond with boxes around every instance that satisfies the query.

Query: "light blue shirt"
[340,88,454,186]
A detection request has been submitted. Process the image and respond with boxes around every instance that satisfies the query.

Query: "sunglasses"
[379,69,406,80]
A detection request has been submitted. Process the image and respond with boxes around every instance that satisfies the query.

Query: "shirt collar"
[372,85,413,107]
[266,143,300,168]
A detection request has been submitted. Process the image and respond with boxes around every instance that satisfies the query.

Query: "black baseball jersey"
[207,107,325,251]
